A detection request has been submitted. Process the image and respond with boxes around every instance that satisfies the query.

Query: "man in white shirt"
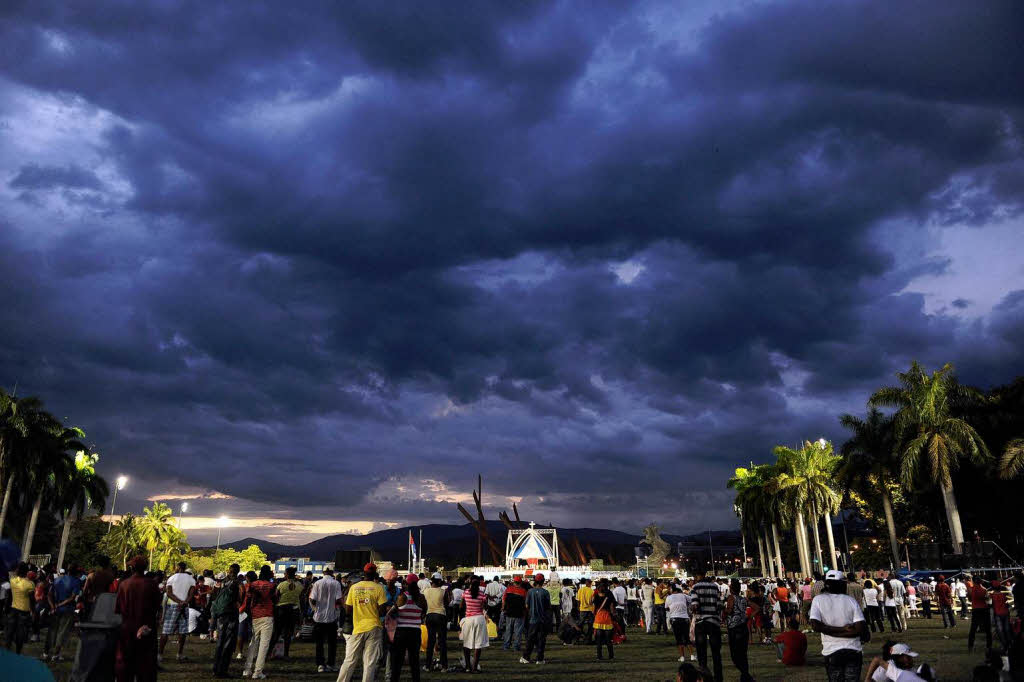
[867,643,929,682]
[809,570,869,682]
[485,578,505,622]
[611,579,627,628]
[160,562,196,663]
[664,585,694,662]
[309,569,342,673]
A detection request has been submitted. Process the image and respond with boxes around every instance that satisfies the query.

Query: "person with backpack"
[724,579,753,682]
[210,563,241,679]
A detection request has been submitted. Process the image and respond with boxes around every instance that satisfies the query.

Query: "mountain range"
[207,522,742,568]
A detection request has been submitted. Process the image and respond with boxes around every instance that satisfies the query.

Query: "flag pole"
[419,529,423,573]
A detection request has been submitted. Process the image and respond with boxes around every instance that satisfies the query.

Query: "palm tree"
[772,441,840,576]
[729,465,771,575]
[99,513,142,570]
[137,503,177,568]
[869,361,990,548]
[54,451,109,569]
[838,408,901,568]
[998,439,1024,479]
[0,392,46,535]
[22,424,86,557]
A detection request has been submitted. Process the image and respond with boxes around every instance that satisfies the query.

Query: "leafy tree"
[99,513,145,570]
[772,440,841,575]
[838,408,902,568]
[64,516,110,570]
[212,548,244,573]
[998,439,1024,479]
[23,424,86,556]
[0,390,42,534]
[869,361,990,547]
[239,544,268,572]
[54,450,108,569]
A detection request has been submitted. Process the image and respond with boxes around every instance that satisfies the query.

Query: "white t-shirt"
[889,579,905,605]
[418,578,431,593]
[166,572,196,602]
[187,607,201,633]
[863,588,879,607]
[718,583,729,599]
[450,588,464,605]
[872,664,928,682]
[612,586,627,607]
[955,582,967,598]
[485,581,504,605]
[665,593,691,620]
[641,584,655,606]
[808,593,865,656]
[309,576,341,623]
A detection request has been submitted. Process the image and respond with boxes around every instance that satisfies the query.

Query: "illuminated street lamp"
[178,502,189,529]
[216,515,229,553]
[107,475,128,531]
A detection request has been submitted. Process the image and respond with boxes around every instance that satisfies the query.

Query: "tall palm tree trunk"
[762,528,774,575]
[795,511,810,577]
[823,513,838,571]
[56,513,73,570]
[0,475,13,536]
[941,483,965,550]
[811,516,823,574]
[881,489,901,568]
[22,489,43,557]
[757,533,767,576]
[772,522,784,578]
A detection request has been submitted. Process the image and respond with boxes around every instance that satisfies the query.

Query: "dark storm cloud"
[1,0,1022,534]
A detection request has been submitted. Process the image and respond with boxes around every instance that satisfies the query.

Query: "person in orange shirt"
[966,575,992,653]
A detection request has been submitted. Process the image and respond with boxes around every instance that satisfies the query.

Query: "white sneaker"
[690,654,696,661]
[241,671,251,679]
[679,656,686,662]
[317,665,326,673]
[236,652,243,660]
[535,660,546,665]
[252,675,267,680]
[519,657,530,664]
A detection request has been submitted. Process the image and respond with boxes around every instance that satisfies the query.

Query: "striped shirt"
[463,593,487,617]
[691,579,723,626]
[396,593,423,628]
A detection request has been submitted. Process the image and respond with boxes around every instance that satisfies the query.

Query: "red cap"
[513,576,522,582]
[27,571,37,580]
[406,573,418,585]
[363,563,377,573]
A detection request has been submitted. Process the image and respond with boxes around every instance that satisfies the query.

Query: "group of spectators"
[4,551,1024,682]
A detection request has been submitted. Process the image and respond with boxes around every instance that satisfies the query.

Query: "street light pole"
[708,530,716,576]
[216,515,228,553]
[108,475,128,531]
[178,502,188,529]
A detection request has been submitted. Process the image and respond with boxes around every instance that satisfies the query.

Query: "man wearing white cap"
[865,643,928,681]
[809,569,869,682]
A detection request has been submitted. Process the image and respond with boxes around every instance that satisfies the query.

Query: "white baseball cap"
[890,643,919,657]
[825,569,845,581]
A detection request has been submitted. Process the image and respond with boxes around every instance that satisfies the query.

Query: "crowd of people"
[3,547,1024,681]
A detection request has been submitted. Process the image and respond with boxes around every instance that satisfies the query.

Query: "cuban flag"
[410,530,417,563]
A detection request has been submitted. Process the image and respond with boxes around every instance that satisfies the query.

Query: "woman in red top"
[460,578,489,673]
[242,566,276,679]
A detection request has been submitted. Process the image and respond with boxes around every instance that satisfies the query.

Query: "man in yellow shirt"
[576,579,595,644]
[337,563,387,682]
[4,562,34,654]
[654,580,670,634]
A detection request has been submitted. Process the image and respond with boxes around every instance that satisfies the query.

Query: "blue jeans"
[503,616,524,650]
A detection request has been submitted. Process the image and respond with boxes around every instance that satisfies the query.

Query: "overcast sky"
[1,1,1022,546]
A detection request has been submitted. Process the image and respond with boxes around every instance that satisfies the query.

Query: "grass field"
[29,615,988,681]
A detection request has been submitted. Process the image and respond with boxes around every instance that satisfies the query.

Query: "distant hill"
[206,522,742,568]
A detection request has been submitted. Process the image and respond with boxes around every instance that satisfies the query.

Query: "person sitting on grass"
[558,612,583,646]
[676,661,714,682]
[865,641,936,682]
[773,617,807,667]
